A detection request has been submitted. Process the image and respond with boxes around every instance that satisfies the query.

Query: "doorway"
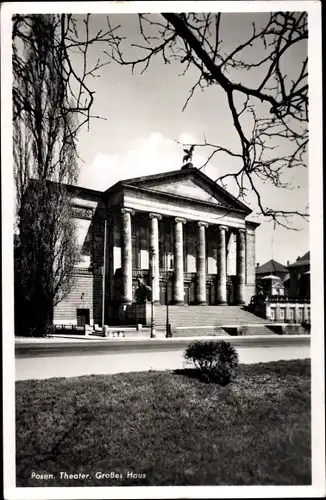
[77,308,90,327]
[226,278,236,305]
[184,284,190,305]
[206,282,213,305]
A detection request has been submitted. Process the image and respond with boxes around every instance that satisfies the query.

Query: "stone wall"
[108,213,122,305]
[253,301,311,324]
[91,201,107,322]
[53,197,107,326]
[53,271,94,325]
[269,302,311,323]
[118,303,152,325]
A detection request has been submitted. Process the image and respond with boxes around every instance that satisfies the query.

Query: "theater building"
[53,164,259,326]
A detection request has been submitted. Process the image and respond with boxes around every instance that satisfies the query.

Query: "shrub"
[184,340,239,385]
[44,324,56,337]
[301,319,311,333]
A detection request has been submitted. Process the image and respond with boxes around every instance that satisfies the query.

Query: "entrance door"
[226,277,236,305]
[206,283,211,305]
[184,284,190,305]
[77,308,90,327]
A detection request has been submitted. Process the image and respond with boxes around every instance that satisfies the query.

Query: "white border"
[2,1,324,499]
[307,0,325,493]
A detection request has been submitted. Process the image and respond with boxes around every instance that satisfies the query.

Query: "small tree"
[15,181,80,337]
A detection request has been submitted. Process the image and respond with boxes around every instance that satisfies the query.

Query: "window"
[289,307,295,320]
[132,218,147,269]
[159,220,174,270]
[75,218,92,268]
[159,241,165,268]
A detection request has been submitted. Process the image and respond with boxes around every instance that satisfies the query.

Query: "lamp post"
[102,219,107,333]
[165,269,171,338]
[149,246,156,338]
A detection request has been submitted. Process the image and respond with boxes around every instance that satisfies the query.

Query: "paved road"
[15,335,310,381]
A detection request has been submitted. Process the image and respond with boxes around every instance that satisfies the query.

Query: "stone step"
[239,325,277,336]
[153,305,269,328]
[173,326,225,337]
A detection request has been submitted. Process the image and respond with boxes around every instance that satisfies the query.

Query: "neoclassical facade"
[53,165,259,326]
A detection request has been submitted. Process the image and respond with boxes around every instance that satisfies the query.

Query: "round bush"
[184,340,239,385]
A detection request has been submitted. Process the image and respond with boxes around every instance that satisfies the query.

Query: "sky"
[71,11,309,267]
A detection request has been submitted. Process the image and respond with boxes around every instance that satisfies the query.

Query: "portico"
[106,165,259,309]
[118,210,248,306]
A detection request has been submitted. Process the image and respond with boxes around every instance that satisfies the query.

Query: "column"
[196,222,208,304]
[121,208,135,304]
[174,217,186,304]
[149,213,162,303]
[216,225,228,304]
[236,228,246,304]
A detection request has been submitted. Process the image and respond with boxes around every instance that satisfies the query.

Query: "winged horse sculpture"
[183,145,195,164]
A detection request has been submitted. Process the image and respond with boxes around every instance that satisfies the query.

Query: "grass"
[16,359,311,487]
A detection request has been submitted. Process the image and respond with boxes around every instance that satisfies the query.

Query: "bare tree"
[12,13,115,140]
[107,12,308,227]
[12,14,117,336]
[13,15,80,336]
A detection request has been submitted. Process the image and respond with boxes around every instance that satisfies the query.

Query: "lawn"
[16,359,311,487]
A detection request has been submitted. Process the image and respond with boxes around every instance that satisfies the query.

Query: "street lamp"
[149,246,156,338]
[165,270,171,338]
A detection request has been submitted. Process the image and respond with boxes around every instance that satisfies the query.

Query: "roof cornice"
[121,183,250,215]
[112,167,252,215]
[27,178,104,199]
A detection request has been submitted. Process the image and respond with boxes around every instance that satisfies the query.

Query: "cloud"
[78,131,207,191]
[178,132,197,145]
[77,131,309,266]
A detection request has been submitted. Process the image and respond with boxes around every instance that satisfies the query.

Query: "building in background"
[53,163,260,326]
[255,259,289,297]
[285,252,310,299]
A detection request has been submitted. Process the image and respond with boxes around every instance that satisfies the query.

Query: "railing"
[54,324,85,333]
[159,269,174,280]
[268,295,310,304]
[132,269,149,279]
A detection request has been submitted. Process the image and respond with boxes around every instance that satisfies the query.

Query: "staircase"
[154,305,271,329]
[239,324,276,336]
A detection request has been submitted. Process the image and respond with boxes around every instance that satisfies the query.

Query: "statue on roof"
[182,145,195,169]
[183,145,195,163]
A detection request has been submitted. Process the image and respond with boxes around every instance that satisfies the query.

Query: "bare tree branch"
[107,11,308,226]
[13,13,116,140]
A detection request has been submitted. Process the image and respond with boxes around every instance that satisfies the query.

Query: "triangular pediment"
[146,178,223,205]
[119,168,251,213]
